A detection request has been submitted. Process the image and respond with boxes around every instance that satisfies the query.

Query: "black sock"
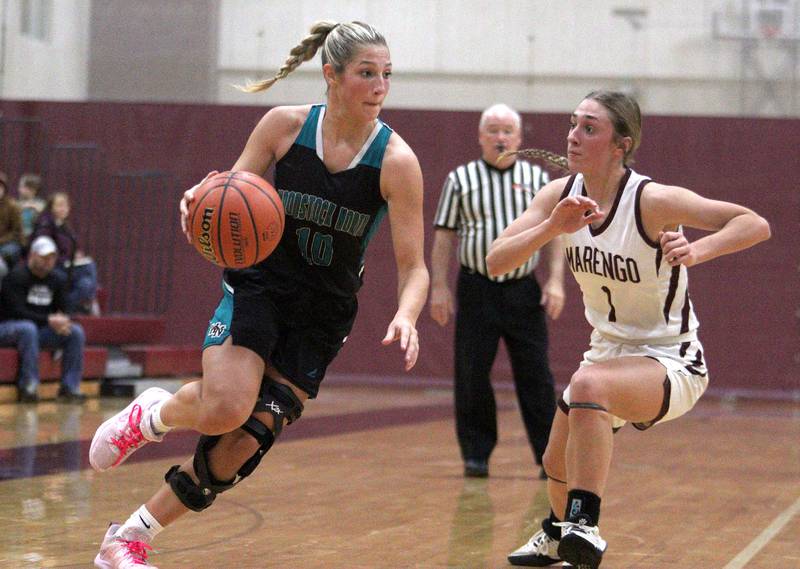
[565,489,601,526]
[542,510,562,541]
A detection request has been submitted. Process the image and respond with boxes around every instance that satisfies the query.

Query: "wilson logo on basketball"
[189,171,284,268]
[197,207,219,264]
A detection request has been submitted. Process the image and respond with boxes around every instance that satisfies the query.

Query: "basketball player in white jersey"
[486,90,771,569]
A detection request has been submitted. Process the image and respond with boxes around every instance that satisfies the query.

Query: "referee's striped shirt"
[433,158,549,282]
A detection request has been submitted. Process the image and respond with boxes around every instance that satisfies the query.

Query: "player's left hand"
[382,316,419,371]
[659,231,698,267]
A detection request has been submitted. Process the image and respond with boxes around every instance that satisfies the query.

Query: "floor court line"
[2,401,518,481]
[723,494,800,569]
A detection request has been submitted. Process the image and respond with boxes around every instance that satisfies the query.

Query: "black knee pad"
[254,377,304,436]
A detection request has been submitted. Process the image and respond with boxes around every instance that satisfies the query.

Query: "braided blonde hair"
[239,21,387,93]
[498,148,570,172]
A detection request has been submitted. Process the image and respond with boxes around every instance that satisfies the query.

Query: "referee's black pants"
[454,268,556,465]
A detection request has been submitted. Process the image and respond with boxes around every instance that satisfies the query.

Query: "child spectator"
[17,173,46,243]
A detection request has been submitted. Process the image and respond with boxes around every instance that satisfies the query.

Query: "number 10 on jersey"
[296,227,333,266]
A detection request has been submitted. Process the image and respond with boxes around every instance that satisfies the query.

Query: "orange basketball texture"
[189,171,284,268]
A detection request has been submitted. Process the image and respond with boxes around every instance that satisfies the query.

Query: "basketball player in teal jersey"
[487,90,770,568]
[89,21,429,569]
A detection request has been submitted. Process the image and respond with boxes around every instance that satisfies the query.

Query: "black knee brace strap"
[165,465,211,511]
[569,401,609,412]
[542,467,567,485]
[253,377,304,436]
[165,432,234,512]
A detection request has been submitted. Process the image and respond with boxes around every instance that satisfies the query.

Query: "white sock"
[117,505,164,543]
[147,401,173,437]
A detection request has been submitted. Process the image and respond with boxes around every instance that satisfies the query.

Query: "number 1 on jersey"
[601,286,617,322]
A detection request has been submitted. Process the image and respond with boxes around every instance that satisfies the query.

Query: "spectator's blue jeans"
[0,241,22,269]
[0,320,85,393]
[56,262,99,313]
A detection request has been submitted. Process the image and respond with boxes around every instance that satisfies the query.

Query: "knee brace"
[166,414,275,512]
[165,379,303,512]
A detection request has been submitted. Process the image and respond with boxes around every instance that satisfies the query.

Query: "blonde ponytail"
[238,20,386,93]
[499,148,569,172]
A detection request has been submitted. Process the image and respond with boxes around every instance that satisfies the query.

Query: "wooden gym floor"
[0,380,798,569]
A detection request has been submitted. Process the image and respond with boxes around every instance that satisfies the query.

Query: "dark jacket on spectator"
[0,263,68,326]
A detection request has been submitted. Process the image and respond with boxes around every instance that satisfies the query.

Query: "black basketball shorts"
[203,272,357,398]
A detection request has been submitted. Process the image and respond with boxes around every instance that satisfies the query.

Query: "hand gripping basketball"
[186,171,285,268]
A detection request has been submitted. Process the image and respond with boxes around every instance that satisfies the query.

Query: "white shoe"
[508,528,570,566]
[90,388,171,472]
[556,521,607,569]
[94,523,158,569]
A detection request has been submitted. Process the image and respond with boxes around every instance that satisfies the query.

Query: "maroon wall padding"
[0,347,108,383]
[1,100,796,394]
[73,315,166,346]
[123,345,202,377]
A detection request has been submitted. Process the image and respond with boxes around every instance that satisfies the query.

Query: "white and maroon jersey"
[561,169,699,342]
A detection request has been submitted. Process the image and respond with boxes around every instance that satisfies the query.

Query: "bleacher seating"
[0,315,202,402]
[123,344,202,377]
[0,347,108,403]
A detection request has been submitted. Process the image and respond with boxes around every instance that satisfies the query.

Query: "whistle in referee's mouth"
[495,143,506,153]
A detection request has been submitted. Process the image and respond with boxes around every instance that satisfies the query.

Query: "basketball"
[188,170,284,269]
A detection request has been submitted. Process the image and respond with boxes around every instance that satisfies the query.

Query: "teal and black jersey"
[228,104,392,298]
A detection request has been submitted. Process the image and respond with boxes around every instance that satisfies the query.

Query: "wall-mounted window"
[21,0,52,41]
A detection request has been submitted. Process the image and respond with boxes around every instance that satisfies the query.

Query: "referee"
[429,103,564,479]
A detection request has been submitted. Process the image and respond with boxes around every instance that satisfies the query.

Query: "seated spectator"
[31,192,99,315]
[0,236,86,403]
[0,170,23,279]
[17,173,46,243]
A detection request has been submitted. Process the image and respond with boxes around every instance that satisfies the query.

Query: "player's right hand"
[180,171,219,243]
[549,195,604,234]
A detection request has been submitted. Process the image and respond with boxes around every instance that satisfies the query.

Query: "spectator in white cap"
[0,235,86,402]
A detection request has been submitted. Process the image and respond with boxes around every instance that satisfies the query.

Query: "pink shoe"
[90,387,172,472]
[94,523,159,569]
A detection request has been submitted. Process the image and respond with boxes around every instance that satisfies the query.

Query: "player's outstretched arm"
[380,135,429,371]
